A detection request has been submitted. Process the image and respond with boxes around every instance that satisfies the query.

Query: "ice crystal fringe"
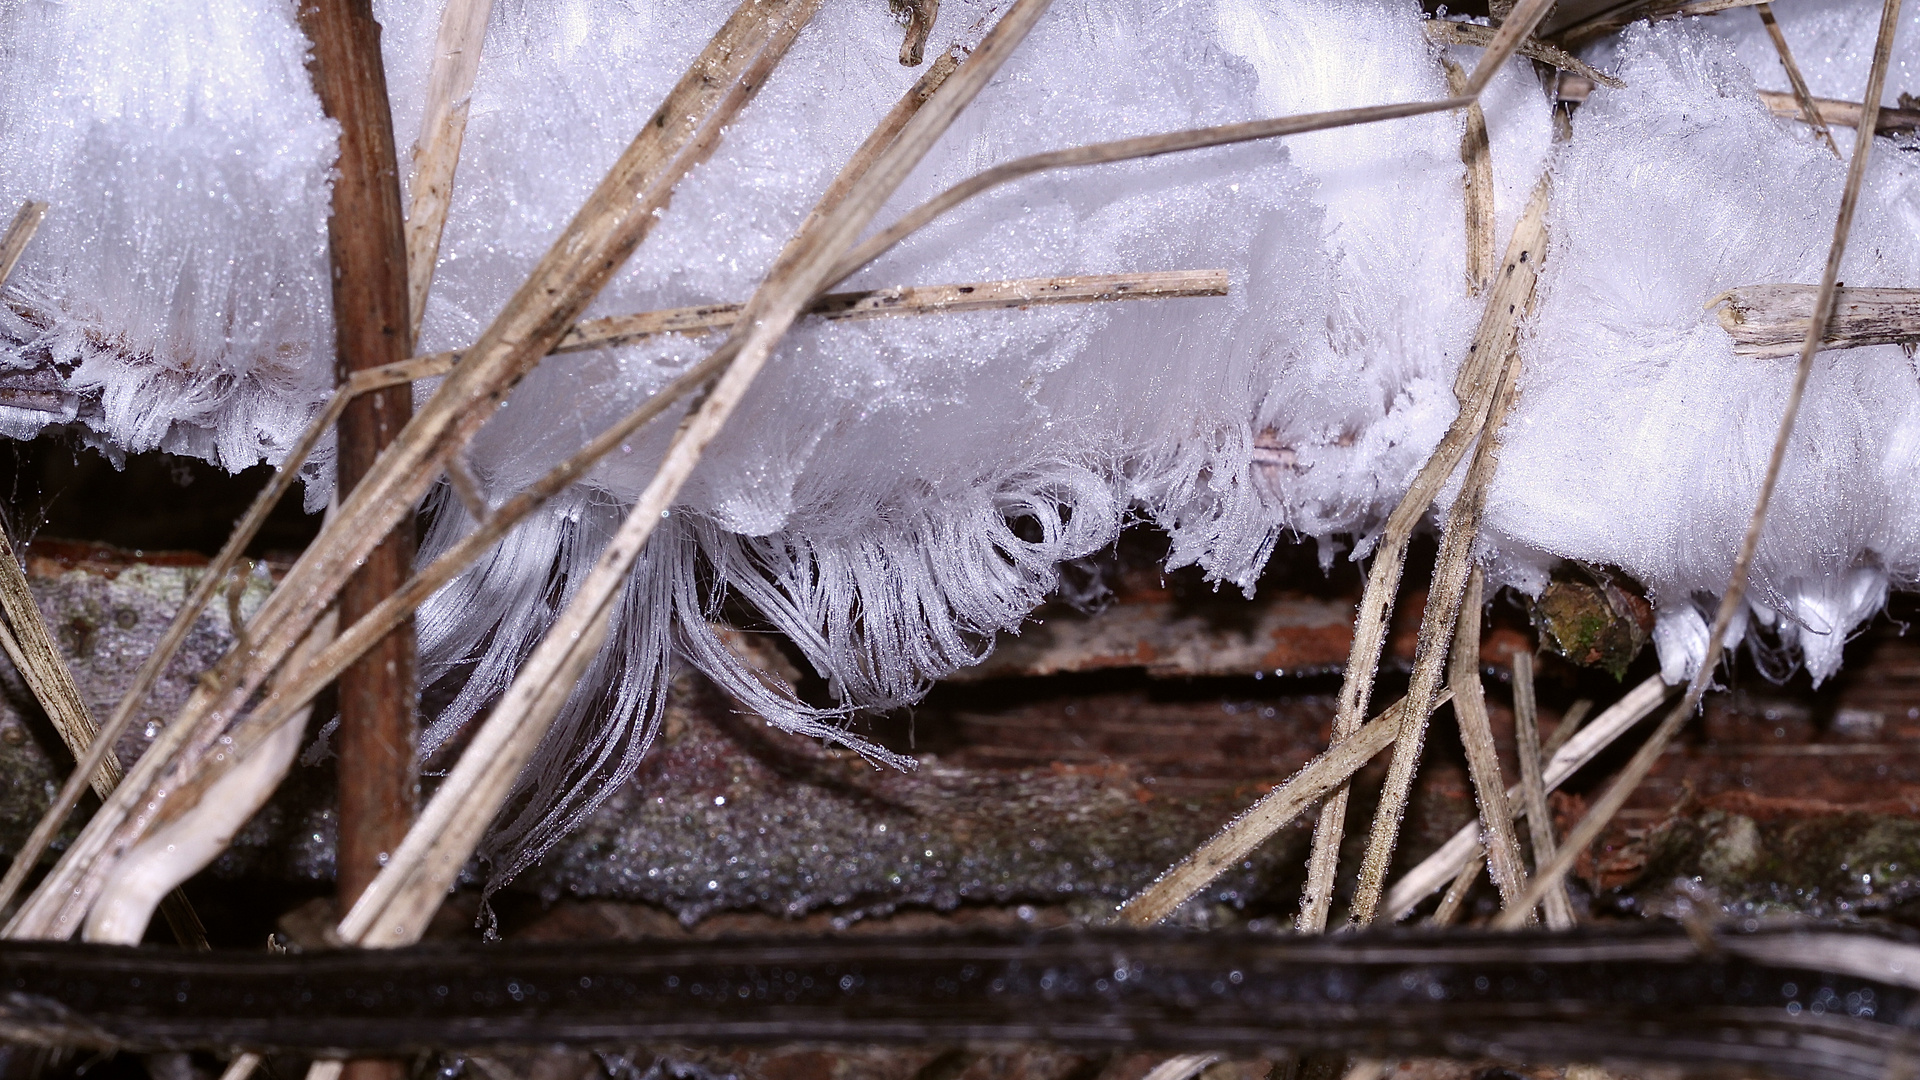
[0,0,1915,882]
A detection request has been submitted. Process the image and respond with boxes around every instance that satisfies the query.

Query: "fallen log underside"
[0,924,1912,1079]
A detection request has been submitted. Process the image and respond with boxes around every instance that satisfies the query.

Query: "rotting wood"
[1422,19,1624,89]
[405,0,495,341]
[1442,58,1496,294]
[1115,691,1452,927]
[0,925,1908,1080]
[1755,3,1840,157]
[1447,567,1531,917]
[8,0,829,945]
[1512,651,1576,929]
[1496,0,1907,931]
[1382,674,1670,923]
[332,3,1049,953]
[1714,284,1920,358]
[0,205,208,951]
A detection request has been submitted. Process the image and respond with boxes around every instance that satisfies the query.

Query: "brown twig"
[1755,3,1840,157]
[1494,0,1907,930]
[897,0,939,65]
[1447,567,1531,917]
[299,0,420,959]
[1713,284,1920,358]
[1512,651,1575,929]
[1556,0,1770,50]
[404,0,495,341]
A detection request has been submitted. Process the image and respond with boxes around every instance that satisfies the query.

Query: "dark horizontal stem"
[0,924,1913,1078]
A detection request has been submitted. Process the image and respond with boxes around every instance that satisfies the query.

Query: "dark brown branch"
[0,924,1913,1080]
[298,6,415,1080]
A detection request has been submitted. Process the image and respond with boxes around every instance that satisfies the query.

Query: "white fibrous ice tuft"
[0,1,338,471]
[1486,21,1920,687]
[2,0,1915,879]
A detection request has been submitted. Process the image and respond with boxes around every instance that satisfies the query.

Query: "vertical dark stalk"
[298,5,416,1080]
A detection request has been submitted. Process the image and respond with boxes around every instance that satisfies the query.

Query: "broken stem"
[1448,567,1531,917]
[1512,651,1576,929]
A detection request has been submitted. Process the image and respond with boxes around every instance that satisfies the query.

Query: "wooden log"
[1714,284,1920,358]
[0,925,1911,1080]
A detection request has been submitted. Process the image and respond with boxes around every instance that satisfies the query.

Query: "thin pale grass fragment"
[1382,674,1670,922]
[1448,567,1531,915]
[1757,91,1920,135]
[405,0,495,341]
[1441,58,1495,293]
[332,0,1052,953]
[1512,651,1575,929]
[218,1054,261,1080]
[1297,179,1552,933]
[1115,691,1452,927]
[1495,0,1905,931]
[9,0,826,943]
[1422,19,1624,89]
[1713,284,1920,358]
[1755,2,1840,158]
[1428,852,1484,926]
[1141,1055,1218,1080]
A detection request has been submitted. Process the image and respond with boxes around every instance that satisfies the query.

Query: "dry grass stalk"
[896,0,940,66]
[1447,567,1532,917]
[1757,90,1920,135]
[1755,3,1840,157]
[1423,19,1624,89]
[1348,332,1523,927]
[8,0,826,942]
[1114,690,1452,927]
[1417,692,1588,927]
[0,201,46,283]
[1381,674,1670,922]
[1494,0,1906,931]
[1714,284,1920,357]
[1428,852,1484,925]
[1141,1055,1219,1080]
[1442,58,1496,293]
[1511,650,1576,929]
[1557,0,1769,50]
[405,0,495,341]
[1297,177,1552,933]
[1342,179,1553,927]
[333,0,1054,951]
